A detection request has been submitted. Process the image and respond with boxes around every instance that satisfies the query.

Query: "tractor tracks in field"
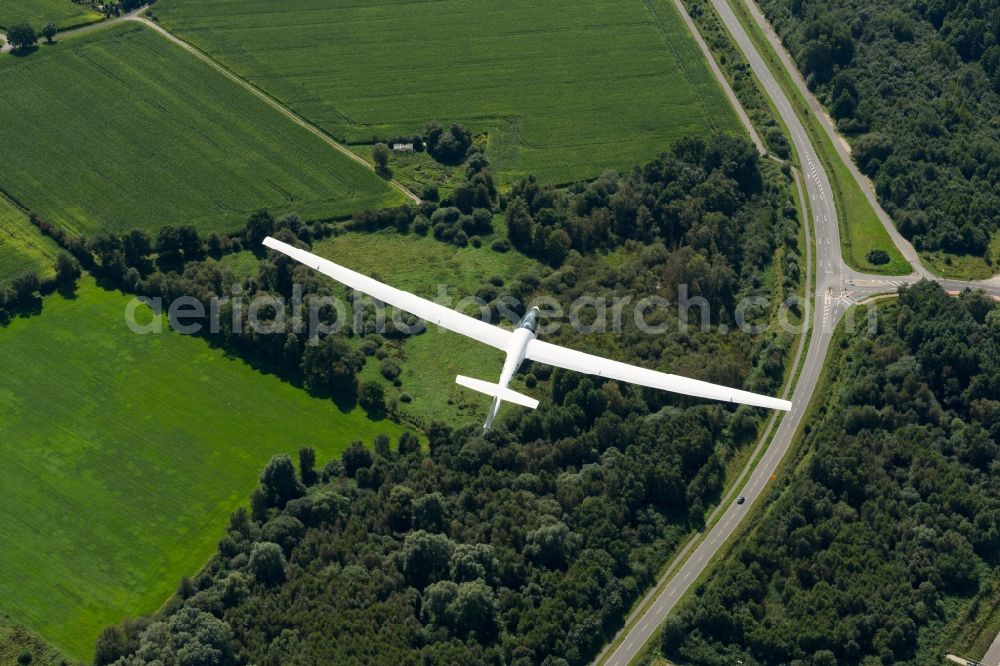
[28,7,420,206]
[126,16,420,205]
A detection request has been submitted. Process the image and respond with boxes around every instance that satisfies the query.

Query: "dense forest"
[664,281,1000,664]
[759,0,1000,260]
[87,134,805,665]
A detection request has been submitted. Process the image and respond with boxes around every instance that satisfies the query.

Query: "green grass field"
[0,0,101,31]
[314,226,540,297]
[0,197,61,283]
[0,22,401,237]
[313,227,543,425]
[0,277,411,660]
[922,229,1000,280]
[153,0,741,184]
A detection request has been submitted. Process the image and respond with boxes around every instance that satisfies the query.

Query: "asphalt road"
[982,633,1000,666]
[983,637,1000,666]
[736,0,928,274]
[6,2,999,661]
[596,1,1000,664]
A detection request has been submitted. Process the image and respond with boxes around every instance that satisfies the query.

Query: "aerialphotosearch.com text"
[124,283,877,340]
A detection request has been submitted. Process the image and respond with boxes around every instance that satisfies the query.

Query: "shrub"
[490,238,512,253]
[373,143,392,179]
[380,358,402,380]
[425,122,472,164]
[359,381,386,412]
[7,24,36,50]
[413,215,430,235]
[867,249,890,265]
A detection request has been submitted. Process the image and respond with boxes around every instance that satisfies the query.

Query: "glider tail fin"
[455,375,539,432]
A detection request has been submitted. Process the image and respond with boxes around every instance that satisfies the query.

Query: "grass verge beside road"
[720,0,911,276]
[921,230,1000,280]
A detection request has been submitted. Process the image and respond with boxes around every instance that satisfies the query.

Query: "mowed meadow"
[0,22,402,237]
[0,0,101,30]
[0,278,412,659]
[313,226,543,425]
[0,197,60,282]
[153,0,741,183]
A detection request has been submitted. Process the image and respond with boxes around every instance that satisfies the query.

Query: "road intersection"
[597,0,1000,664]
[4,2,998,662]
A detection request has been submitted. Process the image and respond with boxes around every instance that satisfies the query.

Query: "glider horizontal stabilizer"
[456,375,539,409]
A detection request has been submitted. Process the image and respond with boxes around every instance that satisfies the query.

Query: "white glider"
[263,237,792,431]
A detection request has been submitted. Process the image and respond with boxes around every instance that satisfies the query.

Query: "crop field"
[313,227,543,425]
[0,0,101,30]
[0,278,411,659]
[153,0,741,184]
[0,197,60,283]
[0,22,402,237]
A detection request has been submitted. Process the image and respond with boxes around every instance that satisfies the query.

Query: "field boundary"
[665,0,763,153]
[0,11,103,33]
[39,8,419,206]
[126,16,419,204]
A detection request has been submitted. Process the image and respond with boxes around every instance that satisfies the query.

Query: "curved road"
[597,1,1000,664]
[737,0,928,275]
[5,2,997,662]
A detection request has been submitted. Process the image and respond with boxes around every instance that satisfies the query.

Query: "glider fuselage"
[484,308,540,430]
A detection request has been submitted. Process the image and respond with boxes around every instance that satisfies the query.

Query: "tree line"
[664,281,1000,664]
[759,0,1000,260]
[90,135,806,665]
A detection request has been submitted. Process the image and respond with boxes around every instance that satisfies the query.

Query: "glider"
[263,237,792,431]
